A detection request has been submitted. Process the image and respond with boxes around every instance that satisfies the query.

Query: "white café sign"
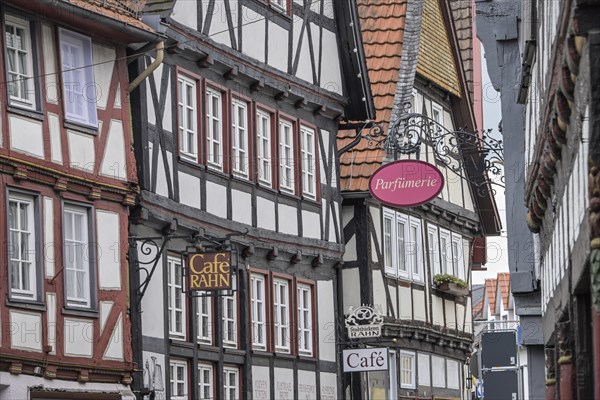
[345,305,383,339]
[343,348,389,372]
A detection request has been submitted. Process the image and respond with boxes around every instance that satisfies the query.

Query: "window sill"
[301,194,322,207]
[6,298,46,312]
[7,105,44,121]
[274,351,295,359]
[297,354,317,362]
[178,156,203,170]
[64,120,99,136]
[223,347,244,355]
[62,306,99,318]
[170,338,193,348]
[251,349,273,356]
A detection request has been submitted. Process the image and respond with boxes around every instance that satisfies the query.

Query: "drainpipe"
[128,40,165,93]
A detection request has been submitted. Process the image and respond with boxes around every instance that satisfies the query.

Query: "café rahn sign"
[369,160,445,207]
[187,252,232,291]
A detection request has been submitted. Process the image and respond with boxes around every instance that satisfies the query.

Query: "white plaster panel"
[456,303,466,331]
[293,20,313,83]
[278,203,298,235]
[46,293,57,354]
[252,365,270,400]
[446,359,460,389]
[372,270,387,315]
[9,115,44,158]
[92,44,116,110]
[103,313,123,360]
[268,22,288,71]
[432,355,446,387]
[162,69,173,134]
[146,63,157,126]
[42,24,58,104]
[298,370,317,399]
[232,189,252,225]
[96,210,122,290]
[241,7,265,62]
[48,113,63,164]
[148,142,153,182]
[388,285,398,317]
[344,233,356,261]
[100,301,113,335]
[43,197,55,278]
[323,0,334,18]
[320,28,343,94]
[155,147,171,198]
[114,84,122,108]
[317,280,336,362]
[68,130,95,172]
[139,244,164,339]
[465,297,473,327]
[413,289,426,321]
[432,295,444,326]
[302,209,321,239]
[100,120,127,180]
[319,372,338,400]
[171,0,198,30]
[444,299,456,330]
[206,181,227,218]
[178,171,202,209]
[310,22,321,71]
[64,318,93,357]
[342,268,360,309]
[210,1,235,48]
[273,368,294,400]
[10,310,42,352]
[418,353,431,386]
[321,198,328,240]
[398,285,412,319]
[256,196,275,230]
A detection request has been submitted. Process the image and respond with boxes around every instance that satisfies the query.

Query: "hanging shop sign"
[187,252,232,291]
[345,305,384,339]
[343,348,389,372]
[369,160,445,207]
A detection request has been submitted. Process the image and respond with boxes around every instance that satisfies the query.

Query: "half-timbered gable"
[0,1,160,398]
[338,0,501,398]
[128,0,373,398]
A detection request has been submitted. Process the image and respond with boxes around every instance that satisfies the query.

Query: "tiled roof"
[416,0,461,97]
[485,278,497,314]
[63,0,154,33]
[338,0,407,192]
[472,298,484,320]
[497,272,511,310]
[449,0,474,104]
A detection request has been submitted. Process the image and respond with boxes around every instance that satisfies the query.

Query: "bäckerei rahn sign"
[369,160,444,207]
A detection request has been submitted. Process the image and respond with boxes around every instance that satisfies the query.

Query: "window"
[8,193,38,300]
[223,367,239,400]
[170,360,187,400]
[257,110,272,185]
[177,75,198,160]
[206,87,223,170]
[396,213,408,278]
[408,218,423,282]
[439,228,451,275]
[231,99,249,178]
[273,278,290,352]
[297,284,313,356]
[383,209,422,282]
[4,14,36,109]
[451,233,465,280]
[222,291,237,347]
[63,204,93,308]
[300,126,316,199]
[197,295,212,344]
[400,351,416,389]
[279,119,295,193]
[251,274,267,349]
[59,29,97,128]
[168,256,186,339]
[198,363,213,400]
[427,225,441,276]
[271,0,288,12]
[432,102,444,126]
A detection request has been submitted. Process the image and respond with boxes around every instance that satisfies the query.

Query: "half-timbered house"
[0,1,161,399]
[338,0,501,398]
[127,0,374,399]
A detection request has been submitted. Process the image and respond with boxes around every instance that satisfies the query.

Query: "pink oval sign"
[369,160,444,207]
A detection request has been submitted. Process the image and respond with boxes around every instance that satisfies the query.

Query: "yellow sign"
[187,252,231,291]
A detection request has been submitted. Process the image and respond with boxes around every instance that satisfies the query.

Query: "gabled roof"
[485,278,497,314]
[497,272,511,310]
[472,284,486,320]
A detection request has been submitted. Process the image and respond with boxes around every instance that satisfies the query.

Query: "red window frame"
[175,67,203,164]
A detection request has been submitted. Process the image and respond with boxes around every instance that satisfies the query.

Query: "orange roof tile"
[63,0,155,33]
[485,278,497,314]
[497,272,511,310]
[338,0,407,192]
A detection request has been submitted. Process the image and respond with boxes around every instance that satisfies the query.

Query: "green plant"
[433,274,468,289]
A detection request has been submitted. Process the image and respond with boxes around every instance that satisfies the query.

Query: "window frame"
[7,190,42,302]
[396,213,409,279]
[231,96,250,179]
[382,208,423,282]
[221,286,238,348]
[223,366,240,400]
[439,228,452,275]
[198,363,213,400]
[408,217,423,282]
[62,202,96,310]
[278,117,296,195]
[400,350,416,389]
[167,255,186,340]
[300,124,318,200]
[273,276,292,353]
[427,224,441,278]
[169,359,188,400]
[296,280,315,357]
[451,233,465,281]
[256,107,274,187]
[270,0,289,14]
[205,85,225,171]
[250,272,268,350]
[58,28,98,128]
[431,102,444,126]
[383,210,395,274]
[196,293,212,344]
[176,70,200,162]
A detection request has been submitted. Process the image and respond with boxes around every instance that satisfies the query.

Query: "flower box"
[437,282,469,297]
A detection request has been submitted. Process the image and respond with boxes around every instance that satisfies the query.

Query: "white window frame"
[408,217,423,282]
[170,360,187,400]
[168,256,186,339]
[8,192,38,300]
[231,98,248,178]
[297,283,313,356]
[251,274,267,350]
[383,210,395,275]
[257,110,272,185]
[59,28,97,128]
[300,125,316,199]
[279,119,295,193]
[432,102,444,126]
[177,74,198,161]
[197,294,212,344]
[222,291,237,348]
[439,228,451,275]
[400,350,416,389]
[271,0,287,13]
[451,233,465,280]
[63,204,92,309]
[396,213,409,279]
[4,14,36,109]
[273,278,290,353]
[206,87,223,170]
[383,208,423,282]
[223,366,239,400]
[198,363,213,400]
[427,224,441,278]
